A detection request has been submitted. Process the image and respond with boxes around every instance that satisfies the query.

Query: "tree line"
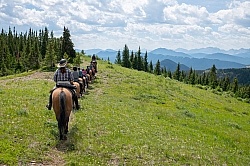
[115,44,250,101]
[0,26,79,76]
[1,27,249,102]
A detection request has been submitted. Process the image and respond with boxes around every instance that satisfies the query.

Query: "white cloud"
[0,0,249,50]
[163,3,209,25]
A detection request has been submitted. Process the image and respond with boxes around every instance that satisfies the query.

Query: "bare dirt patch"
[0,72,54,84]
[19,72,54,81]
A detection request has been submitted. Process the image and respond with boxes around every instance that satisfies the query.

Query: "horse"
[73,82,81,98]
[82,75,89,88]
[52,87,73,140]
[92,60,98,73]
[87,66,95,82]
[78,78,85,94]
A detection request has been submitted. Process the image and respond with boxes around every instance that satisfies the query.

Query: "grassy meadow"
[0,56,249,165]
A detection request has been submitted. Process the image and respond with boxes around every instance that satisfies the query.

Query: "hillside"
[0,57,249,165]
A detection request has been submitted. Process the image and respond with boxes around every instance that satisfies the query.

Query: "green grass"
[0,57,249,165]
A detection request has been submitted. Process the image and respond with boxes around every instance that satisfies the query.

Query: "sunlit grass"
[0,57,249,165]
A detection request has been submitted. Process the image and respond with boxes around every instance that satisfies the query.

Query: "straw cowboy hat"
[57,59,67,68]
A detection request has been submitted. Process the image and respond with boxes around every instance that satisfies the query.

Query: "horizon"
[81,46,250,53]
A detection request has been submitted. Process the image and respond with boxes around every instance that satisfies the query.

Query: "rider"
[72,66,79,82]
[91,54,97,72]
[72,66,83,94]
[78,67,83,79]
[46,59,80,110]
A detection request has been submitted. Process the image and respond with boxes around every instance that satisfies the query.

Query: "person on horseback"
[82,68,88,88]
[46,59,80,110]
[78,67,83,79]
[72,66,83,95]
[72,66,79,82]
[91,54,97,72]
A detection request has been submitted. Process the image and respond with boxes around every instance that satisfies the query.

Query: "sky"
[0,0,250,51]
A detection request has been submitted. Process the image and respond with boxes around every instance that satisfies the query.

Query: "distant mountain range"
[80,47,250,71]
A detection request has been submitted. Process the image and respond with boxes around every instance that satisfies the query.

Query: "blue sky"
[0,0,249,51]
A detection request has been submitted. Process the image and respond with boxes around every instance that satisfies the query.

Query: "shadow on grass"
[55,124,79,152]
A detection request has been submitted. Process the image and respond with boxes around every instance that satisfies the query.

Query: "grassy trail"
[0,57,249,165]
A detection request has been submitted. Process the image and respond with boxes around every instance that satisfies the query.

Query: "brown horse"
[88,68,96,82]
[73,82,80,98]
[52,87,73,140]
[78,78,85,94]
[92,60,98,73]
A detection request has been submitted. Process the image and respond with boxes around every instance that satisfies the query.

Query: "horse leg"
[80,82,83,96]
[58,121,64,140]
[82,80,86,92]
[65,116,69,134]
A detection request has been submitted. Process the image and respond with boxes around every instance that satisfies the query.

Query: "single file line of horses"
[51,56,97,140]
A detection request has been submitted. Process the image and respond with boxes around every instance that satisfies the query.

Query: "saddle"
[56,83,76,89]
[54,83,77,97]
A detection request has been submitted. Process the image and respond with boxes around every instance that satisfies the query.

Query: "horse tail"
[59,91,66,129]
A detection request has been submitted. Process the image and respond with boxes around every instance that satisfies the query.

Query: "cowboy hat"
[57,59,67,68]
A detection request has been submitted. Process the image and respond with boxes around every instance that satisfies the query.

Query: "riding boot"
[46,92,52,110]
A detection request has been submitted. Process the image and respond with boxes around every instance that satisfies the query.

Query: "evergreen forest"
[0,26,77,76]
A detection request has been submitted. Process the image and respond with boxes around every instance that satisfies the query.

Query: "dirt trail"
[0,71,54,84]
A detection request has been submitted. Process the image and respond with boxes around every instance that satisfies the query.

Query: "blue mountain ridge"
[79,47,250,70]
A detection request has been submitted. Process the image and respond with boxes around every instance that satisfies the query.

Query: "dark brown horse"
[52,87,73,140]
[91,60,98,73]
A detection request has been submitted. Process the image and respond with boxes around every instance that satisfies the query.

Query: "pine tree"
[132,53,138,70]
[154,60,161,75]
[44,39,56,69]
[137,46,143,71]
[231,77,239,93]
[168,70,172,78]
[188,67,195,84]
[144,51,148,72]
[62,27,75,63]
[130,50,134,65]
[221,76,230,91]
[180,70,186,82]
[209,64,217,89]
[0,33,10,76]
[149,60,153,73]
[115,49,122,64]
[162,66,167,77]
[201,72,206,85]
[32,38,41,69]
[81,50,85,55]
[41,27,49,59]
[121,44,131,68]
[173,63,181,81]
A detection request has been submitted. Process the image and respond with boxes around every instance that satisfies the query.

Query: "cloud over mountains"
[0,0,249,51]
